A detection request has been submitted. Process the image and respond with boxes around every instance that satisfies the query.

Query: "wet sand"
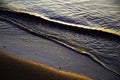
[0,51,92,80]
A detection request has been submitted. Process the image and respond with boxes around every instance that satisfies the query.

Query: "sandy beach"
[0,51,92,80]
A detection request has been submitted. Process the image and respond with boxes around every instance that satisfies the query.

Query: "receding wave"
[0,8,120,76]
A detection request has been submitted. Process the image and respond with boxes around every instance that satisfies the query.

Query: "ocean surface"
[0,0,120,79]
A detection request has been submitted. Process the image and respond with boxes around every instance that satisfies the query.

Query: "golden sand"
[0,51,92,80]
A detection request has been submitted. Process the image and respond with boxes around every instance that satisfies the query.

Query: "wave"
[0,8,120,76]
[0,8,120,38]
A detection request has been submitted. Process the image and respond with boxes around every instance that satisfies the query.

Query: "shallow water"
[0,0,120,77]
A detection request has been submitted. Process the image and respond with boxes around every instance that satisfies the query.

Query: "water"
[0,0,120,77]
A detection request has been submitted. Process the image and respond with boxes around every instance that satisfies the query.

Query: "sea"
[0,0,120,79]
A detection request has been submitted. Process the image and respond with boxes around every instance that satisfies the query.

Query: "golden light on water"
[0,0,120,79]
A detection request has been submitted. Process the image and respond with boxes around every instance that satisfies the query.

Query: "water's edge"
[0,8,120,76]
